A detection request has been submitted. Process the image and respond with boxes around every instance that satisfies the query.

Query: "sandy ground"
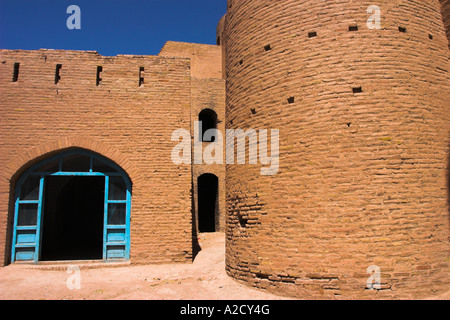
[0,232,289,300]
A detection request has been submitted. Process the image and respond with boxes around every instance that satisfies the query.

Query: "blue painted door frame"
[11,149,131,263]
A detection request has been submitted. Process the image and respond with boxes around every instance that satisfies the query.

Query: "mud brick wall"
[0,49,193,266]
[160,42,226,232]
[224,0,450,299]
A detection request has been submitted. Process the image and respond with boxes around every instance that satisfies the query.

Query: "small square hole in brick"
[428,34,433,40]
[54,64,62,84]
[308,31,317,38]
[251,108,257,115]
[399,27,407,33]
[264,44,271,51]
[96,66,103,86]
[12,62,20,82]
[349,25,359,32]
[287,97,295,104]
[139,67,145,87]
[353,87,363,94]
[239,215,248,228]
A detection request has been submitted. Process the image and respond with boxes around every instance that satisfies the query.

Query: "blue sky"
[0,0,227,56]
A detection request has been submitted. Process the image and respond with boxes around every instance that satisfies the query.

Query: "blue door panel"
[16,231,36,245]
[107,229,126,243]
[15,247,35,261]
[106,246,126,259]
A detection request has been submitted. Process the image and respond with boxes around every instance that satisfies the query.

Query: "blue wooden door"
[12,175,44,262]
[103,175,131,260]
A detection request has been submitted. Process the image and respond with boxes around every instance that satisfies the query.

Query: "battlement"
[0,40,223,90]
[0,48,192,91]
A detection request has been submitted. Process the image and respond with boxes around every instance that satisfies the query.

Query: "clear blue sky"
[0,0,227,56]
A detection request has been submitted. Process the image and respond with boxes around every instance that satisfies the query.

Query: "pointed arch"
[5,138,138,188]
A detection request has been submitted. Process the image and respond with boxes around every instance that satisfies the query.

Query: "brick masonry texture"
[0,0,449,301]
[0,47,222,266]
[160,42,226,233]
[224,0,449,299]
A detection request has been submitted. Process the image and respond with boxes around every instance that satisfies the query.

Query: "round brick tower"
[441,0,450,48]
[223,0,450,299]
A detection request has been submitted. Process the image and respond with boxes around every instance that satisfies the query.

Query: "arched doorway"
[11,149,131,263]
[197,173,219,232]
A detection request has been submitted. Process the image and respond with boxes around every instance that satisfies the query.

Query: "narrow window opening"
[139,67,144,87]
[251,108,257,115]
[353,87,363,94]
[96,66,103,86]
[216,36,221,45]
[12,62,20,82]
[199,109,218,142]
[399,27,407,33]
[264,44,271,51]
[428,34,433,40]
[347,123,352,128]
[239,59,243,65]
[55,64,62,84]
[308,31,317,38]
[349,25,359,32]
[287,97,295,104]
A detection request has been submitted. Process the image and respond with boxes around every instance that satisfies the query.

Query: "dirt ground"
[0,232,289,300]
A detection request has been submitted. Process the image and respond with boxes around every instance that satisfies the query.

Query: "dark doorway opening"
[199,109,218,142]
[198,174,218,232]
[40,176,105,261]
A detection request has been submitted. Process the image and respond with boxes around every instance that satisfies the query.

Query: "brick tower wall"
[224,0,450,299]
[441,0,450,48]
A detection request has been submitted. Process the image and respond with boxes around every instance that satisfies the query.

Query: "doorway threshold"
[12,260,131,270]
